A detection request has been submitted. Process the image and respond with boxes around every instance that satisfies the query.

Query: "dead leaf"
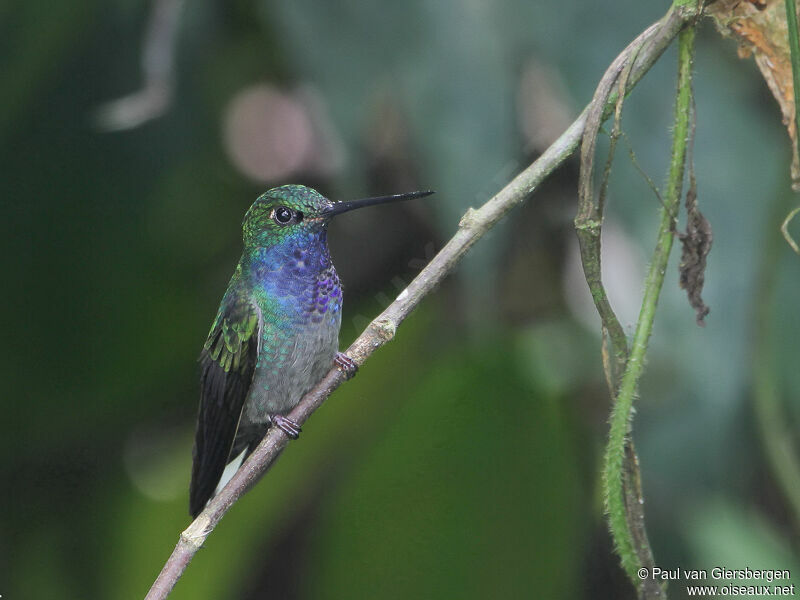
[708,0,800,188]
[678,171,713,325]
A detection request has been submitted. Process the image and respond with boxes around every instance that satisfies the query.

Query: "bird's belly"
[243,314,340,421]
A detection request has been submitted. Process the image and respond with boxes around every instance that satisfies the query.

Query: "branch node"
[459,207,481,229]
[371,318,397,343]
[574,218,603,232]
[181,516,211,549]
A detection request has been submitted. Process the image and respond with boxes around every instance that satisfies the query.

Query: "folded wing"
[189,292,260,517]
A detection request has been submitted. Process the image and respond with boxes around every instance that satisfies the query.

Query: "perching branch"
[144,5,695,599]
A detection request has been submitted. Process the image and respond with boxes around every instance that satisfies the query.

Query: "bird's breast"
[245,305,341,419]
[244,249,343,419]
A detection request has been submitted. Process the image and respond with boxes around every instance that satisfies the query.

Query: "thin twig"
[574,23,642,393]
[780,205,800,254]
[144,6,693,599]
[621,131,665,209]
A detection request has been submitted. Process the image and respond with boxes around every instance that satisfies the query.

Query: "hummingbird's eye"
[273,206,293,224]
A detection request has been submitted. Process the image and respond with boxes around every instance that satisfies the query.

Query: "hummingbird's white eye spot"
[273,206,293,224]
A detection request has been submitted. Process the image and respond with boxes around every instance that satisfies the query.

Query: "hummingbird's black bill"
[324,190,435,218]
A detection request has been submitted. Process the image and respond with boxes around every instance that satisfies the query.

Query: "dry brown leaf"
[708,0,800,187]
[678,171,713,325]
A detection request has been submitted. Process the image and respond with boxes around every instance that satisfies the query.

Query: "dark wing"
[189,291,260,517]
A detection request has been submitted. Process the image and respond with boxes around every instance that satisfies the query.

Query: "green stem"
[785,0,800,163]
[603,23,696,587]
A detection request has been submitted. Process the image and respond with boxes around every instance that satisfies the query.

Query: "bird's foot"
[271,414,302,439]
[334,352,358,380]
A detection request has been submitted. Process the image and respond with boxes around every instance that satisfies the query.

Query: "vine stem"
[754,187,800,531]
[144,6,694,599]
[602,19,696,596]
[785,0,800,164]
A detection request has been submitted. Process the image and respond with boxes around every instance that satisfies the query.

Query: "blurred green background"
[3,1,799,598]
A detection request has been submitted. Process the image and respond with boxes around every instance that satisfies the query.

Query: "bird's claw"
[334,352,358,380]
[271,414,302,439]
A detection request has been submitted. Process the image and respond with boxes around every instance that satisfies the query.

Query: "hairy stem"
[603,21,696,595]
[144,6,693,599]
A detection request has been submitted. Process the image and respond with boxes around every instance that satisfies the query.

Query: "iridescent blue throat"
[243,229,342,326]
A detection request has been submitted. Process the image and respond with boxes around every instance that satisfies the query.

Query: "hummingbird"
[190,184,434,517]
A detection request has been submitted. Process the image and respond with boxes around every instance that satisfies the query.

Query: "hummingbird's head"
[242,185,332,249]
[242,185,434,249]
